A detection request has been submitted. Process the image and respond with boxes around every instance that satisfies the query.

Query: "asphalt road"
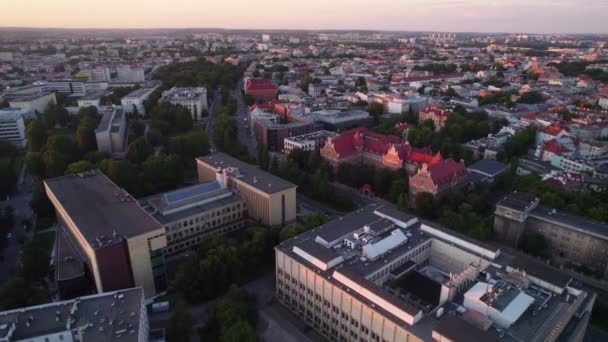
[0,166,35,284]
[205,88,222,152]
[232,80,257,157]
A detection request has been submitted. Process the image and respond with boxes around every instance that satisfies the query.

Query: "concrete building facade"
[45,171,168,298]
[197,153,297,226]
[161,87,208,121]
[494,192,608,277]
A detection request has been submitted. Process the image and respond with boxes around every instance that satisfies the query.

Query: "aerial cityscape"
[1,1,608,341]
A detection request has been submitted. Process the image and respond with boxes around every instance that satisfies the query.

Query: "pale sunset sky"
[1,0,607,33]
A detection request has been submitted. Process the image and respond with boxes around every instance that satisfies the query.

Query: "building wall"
[0,114,26,147]
[197,159,296,226]
[493,214,527,248]
[526,217,608,275]
[45,183,103,293]
[95,240,134,292]
[163,199,247,256]
[9,92,56,113]
[275,249,424,342]
[126,229,167,298]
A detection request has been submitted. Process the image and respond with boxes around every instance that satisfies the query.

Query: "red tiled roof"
[542,139,571,154]
[543,125,567,136]
[428,158,468,186]
[421,106,452,117]
[245,78,277,91]
[401,73,464,83]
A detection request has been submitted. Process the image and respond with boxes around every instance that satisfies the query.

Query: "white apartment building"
[7,91,56,113]
[116,65,145,83]
[160,87,208,121]
[0,108,30,148]
[77,91,107,108]
[87,67,112,81]
[121,87,155,115]
[45,79,86,95]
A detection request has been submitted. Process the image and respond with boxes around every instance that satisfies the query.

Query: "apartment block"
[161,87,208,121]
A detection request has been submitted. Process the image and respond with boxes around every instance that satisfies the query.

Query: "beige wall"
[276,249,425,342]
[197,159,296,226]
[126,229,167,298]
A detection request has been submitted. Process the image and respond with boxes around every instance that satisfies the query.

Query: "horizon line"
[1,26,607,36]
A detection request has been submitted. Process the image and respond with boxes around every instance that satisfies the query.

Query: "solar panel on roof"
[163,182,221,204]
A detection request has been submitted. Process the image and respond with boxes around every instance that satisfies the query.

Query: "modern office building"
[95,106,127,155]
[7,91,56,113]
[160,87,208,121]
[45,171,168,298]
[283,130,338,155]
[139,176,248,257]
[253,116,317,152]
[45,79,86,95]
[494,192,608,277]
[276,205,594,342]
[0,287,149,342]
[197,153,297,226]
[0,108,30,148]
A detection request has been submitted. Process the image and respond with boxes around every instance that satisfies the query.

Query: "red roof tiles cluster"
[245,78,278,91]
[426,159,468,186]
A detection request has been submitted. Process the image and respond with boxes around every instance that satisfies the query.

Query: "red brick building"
[320,127,441,174]
[418,106,452,132]
[408,158,469,203]
[245,78,278,101]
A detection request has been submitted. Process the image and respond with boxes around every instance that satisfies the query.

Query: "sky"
[2,0,607,34]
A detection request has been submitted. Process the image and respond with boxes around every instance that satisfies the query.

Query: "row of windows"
[164,221,245,255]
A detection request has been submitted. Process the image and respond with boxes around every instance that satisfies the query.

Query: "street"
[232,79,257,157]
[205,88,222,152]
[0,165,35,284]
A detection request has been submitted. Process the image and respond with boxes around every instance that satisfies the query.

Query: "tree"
[99,159,141,195]
[299,72,313,92]
[140,154,183,195]
[126,137,153,165]
[257,143,269,171]
[76,117,97,153]
[130,120,145,140]
[415,192,435,218]
[30,181,54,218]
[0,276,45,310]
[518,91,544,104]
[25,152,45,178]
[65,160,95,175]
[169,301,195,342]
[368,102,384,122]
[174,106,193,133]
[25,119,46,152]
[270,155,279,175]
[167,129,210,163]
[220,320,256,342]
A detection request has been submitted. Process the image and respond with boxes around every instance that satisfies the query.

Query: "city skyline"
[2,0,608,34]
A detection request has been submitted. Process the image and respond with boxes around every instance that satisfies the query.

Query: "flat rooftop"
[197,153,297,194]
[139,181,245,224]
[496,192,539,212]
[0,288,144,342]
[44,170,163,249]
[530,205,608,241]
